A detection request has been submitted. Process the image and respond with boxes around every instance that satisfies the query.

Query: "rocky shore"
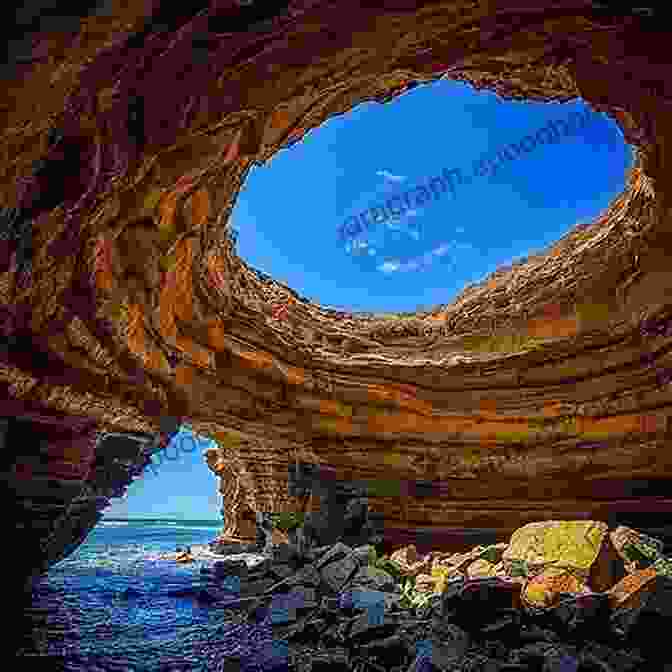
[186,519,672,671]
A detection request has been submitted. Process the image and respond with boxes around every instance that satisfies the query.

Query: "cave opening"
[230,78,632,316]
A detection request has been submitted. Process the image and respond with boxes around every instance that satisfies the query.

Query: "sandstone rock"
[431,544,495,578]
[607,566,659,610]
[502,520,608,577]
[610,574,672,649]
[414,573,437,594]
[465,558,499,579]
[589,532,628,593]
[390,545,433,577]
[610,525,666,573]
[522,566,588,609]
[6,0,672,605]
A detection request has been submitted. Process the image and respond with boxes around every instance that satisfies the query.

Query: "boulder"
[192,520,672,671]
[213,559,248,579]
[349,565,397,592]
[389,545,433,577]
[316,543,360,593]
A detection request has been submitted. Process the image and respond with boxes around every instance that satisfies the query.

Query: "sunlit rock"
[2,1,672,584]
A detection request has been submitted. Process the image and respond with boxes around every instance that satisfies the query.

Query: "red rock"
[2,2,672,580]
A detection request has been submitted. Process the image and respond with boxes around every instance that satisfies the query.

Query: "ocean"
[17,518,289,672]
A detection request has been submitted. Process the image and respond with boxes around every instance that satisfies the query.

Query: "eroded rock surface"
[2,2,672,581]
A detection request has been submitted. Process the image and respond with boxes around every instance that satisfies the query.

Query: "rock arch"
[2,1,672,581]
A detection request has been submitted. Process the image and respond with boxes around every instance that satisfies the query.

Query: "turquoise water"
[17,518,285,671]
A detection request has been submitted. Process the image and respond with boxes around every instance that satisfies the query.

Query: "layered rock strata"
[2,1,672,580]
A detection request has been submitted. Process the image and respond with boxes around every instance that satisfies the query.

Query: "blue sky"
[103,426,222,520]
[233,78,631,313]
[107,78,632,520]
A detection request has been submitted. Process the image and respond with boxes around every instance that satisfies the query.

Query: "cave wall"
[2,1,672,574]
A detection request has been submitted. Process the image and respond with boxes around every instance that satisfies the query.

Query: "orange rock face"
[2,2,672,575]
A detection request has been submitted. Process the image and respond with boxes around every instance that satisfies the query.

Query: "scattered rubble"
[196,519,672,671]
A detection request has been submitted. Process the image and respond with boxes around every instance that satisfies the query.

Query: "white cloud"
[375,241,457,275]
[378,260,400,273]
[376,170,406,182]
[431,243,452,256]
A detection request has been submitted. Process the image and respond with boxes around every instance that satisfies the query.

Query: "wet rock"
[286,563,322,589]
[348,610,399,644]
[349,564,397,592]
[420,628,471,670]
[267,587,318,624]
[578,641,644,672]
[611,575,672,650]
[209,541,257,555]
[340,587,402,612]
[308,647,348,671]
[239,577,277,596]
[548,592,613,639]
[440,577,524,631]
[255,511,275,551]
[302,544,332,564]
[350,544,376,565]
[193,521,672,672]
[267,541,302,567]
[269,562,295,580]
[321,596,340,612]
[213,559,249,579]
[316,542,360,592]
[247,556,272,576]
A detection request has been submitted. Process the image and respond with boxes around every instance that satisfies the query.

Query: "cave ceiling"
[2,0,672,546]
